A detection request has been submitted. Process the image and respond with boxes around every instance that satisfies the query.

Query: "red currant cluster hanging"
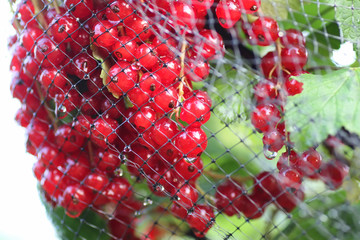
[8,0,350,239]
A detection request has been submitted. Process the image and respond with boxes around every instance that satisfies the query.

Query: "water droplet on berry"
[114,168,123,177]
[56,106,68,119]
[155,184,165,192]
[263,145,277,159]
[134,211,141,216]
[185,157,197,163]
[131,62,142,71]
[143,197,153,206]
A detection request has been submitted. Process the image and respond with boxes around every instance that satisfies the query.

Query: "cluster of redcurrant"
[8,0,350,239]
[10,0,224,238]
[244,11,349,215]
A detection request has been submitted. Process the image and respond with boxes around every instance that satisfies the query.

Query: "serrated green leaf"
[285,68,360,151]
[325,0,360,42]
[261,0,301,20]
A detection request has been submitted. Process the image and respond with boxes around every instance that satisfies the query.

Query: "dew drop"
[114,168,123,177]
[263,145,277,160]
[185,157,197,163]
[155,184,165,192]
[143,197,153,206]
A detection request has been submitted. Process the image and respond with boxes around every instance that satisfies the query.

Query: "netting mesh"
[8,0,360,239]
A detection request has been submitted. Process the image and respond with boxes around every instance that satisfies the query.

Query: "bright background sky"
[0,4,58,240]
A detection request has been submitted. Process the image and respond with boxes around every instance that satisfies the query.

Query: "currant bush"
[8,0,352,239]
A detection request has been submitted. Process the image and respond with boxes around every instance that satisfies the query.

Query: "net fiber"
[8,0,360,239]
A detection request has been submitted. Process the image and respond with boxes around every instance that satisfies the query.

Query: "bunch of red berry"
[8,0,350,239]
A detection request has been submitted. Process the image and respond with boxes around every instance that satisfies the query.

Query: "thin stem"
[31,0,48,30]
[8,0,23,34]
[203,170,253,183]
[174,40,188,119]
[50,0,61,14]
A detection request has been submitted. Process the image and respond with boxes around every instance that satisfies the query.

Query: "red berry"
[104,177,132,202]
[253,80,277,102]
[186,205,214,238]
[132,106,156,131]
[105,61,138,97]
[91,20,119,47]
[34,36,66,68]
[175,158,203,182]
[180,90,211,126]
[253,171,281,204]
[170,2,196,30]
[281,46,308,71]
[153,57,181,85]
[279,168,302,190]
[152,86,178,113]
[95,148,121,174]
[280,29,306,47]
[174,127,208,159]
[91,117,119,148]
[151,118,179,146]
[238,0,261,13]
[216,0,242,29]
[125,15,153,42]
[55,124,86,153]
[49,14,79,43]
[263,129,285,152]
[61,184,94,218]
[194,29,225,60]
[64,0,94,20]
[215,180,243,216]
[297,148,322,176]
[249,17,279,46]
[275,188,304,212]
[320,160,349,190]
[105,0,135,21]
[176,184,198,208]
[20,26,43,53]
[251,103,281,132]
[112,36,137,62]
[136,44,158,70]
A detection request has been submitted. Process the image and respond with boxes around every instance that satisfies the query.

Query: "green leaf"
[279,2,335,30]
[275,191,360,240]
[91,44,117,98]
[40,190,109,240]
[45,207,110,240]
[326,0,360,42]
[261,0,301,20]
[206,64,255,124]
[285,68,360,151]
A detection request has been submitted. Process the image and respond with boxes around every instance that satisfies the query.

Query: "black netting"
[8,0,360,239]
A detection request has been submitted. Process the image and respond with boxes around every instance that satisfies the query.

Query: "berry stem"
[49,0,61,14]
[203,170,253,183]
[8,1,23,34]
[174,40,188,118]
[87,141,95,167]
[31,0,48,30]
